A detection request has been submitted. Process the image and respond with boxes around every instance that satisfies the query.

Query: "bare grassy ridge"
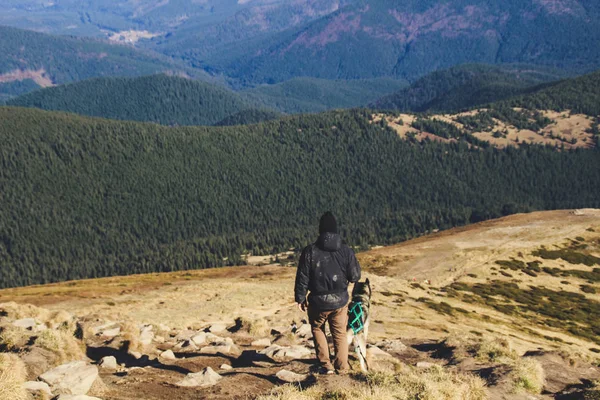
[0,210,599,399]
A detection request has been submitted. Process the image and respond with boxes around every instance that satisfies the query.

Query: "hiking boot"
[317,367,335,375]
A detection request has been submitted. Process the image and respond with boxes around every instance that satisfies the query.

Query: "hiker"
[294,211,361,374]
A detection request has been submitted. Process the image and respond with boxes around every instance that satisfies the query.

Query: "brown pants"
[308,304,349,371]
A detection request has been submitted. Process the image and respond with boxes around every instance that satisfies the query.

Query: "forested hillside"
[371,64,566,112]
[1,107,598,288]
[504,70,600,116]
[242,77,408,114]
[8,75,260,126]
[0,25,207,100]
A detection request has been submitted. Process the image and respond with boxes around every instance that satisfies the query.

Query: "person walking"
[294,211,361,374]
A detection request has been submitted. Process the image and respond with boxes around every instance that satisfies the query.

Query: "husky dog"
[347,278,371,372]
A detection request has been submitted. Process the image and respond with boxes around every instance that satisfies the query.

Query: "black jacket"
[294,232,361,311]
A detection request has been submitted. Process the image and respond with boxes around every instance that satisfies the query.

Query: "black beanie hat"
[319,211,337,234]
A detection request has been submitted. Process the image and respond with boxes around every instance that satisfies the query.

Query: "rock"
[208,323,228,333]
[295,324,312,338]
[204,333,224,343]
[55,395,103,400]
[366,346,393,359]
[154,335,165,344]
[173,340,195,352]
[175,330,196,341]
[157,323,171,332]
[220,364,233,370]
[260,345,312,361]
[130,351,142,359]
[101,327,120,338]
[12,318,37,329]
[90,322,118,336]
[251,338,271,347]
[23,381,53,396]
[139,325,154,345]
[200,343,240,355]
[191,333,207,346]
[99,356,117,370]
[276,369,308,383]
[160,350,176,360]
[375,339,407,353]
[416,362,436,369]
[39,361,99,395]
[175,367,222,387]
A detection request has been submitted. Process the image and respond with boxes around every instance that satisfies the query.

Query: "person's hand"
[297,302,307,312]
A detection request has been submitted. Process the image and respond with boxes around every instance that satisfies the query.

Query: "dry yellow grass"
[509,358,546,394]
[119,321,142,353]
[475,338,518,363]
[0,353,28,400]
[258,367,488,400]
[0,325,29,351]
[35,329,85,364]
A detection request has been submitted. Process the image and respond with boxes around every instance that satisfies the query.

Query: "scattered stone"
[160,350,176,360]
[174,340,198,351]
[154,335,165,344]
[191,332,207,346]
[139,325,154,345]
[276,369,308,383]
[366,346,393,359]
[176,367,222,387]
[260,345,312,361]
[130,351,142,359]
[23,381,53,396]
[200,343,240,355]
[175,330,196,341]
[99,356,117,370]
[40,361,99,395]
[375,339,407,353]
[416,362,436,369]
[91,322,118,336]
[295,324,312,338]
[220,364,233,370]
[12,318,37,329]
[101,327,120,338]
[157,323,171,332]
[208,323,228,333]
[251,338,271,347]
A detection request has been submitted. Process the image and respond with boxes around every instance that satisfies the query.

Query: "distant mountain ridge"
[0,25,210,101]
[371,64,569,112]
[196,0,600,84]
[7,74,262,126]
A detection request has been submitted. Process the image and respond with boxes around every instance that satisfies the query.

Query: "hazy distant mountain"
[0,25,210,101]
[200,0,600,84]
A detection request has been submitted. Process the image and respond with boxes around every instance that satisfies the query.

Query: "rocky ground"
[1,209,600,399]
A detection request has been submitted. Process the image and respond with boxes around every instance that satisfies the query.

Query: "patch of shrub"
[510,358,545,394]
[581,285,597,294]
[532,248,600,266]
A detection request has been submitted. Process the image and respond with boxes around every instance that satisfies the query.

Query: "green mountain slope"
[371,64,567,112]
[200,0,600,84]
[0,106,598,288]
[0,25,209,100]
[242,77,408,114]
[504,70,600,116]
[7,75,257,126]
